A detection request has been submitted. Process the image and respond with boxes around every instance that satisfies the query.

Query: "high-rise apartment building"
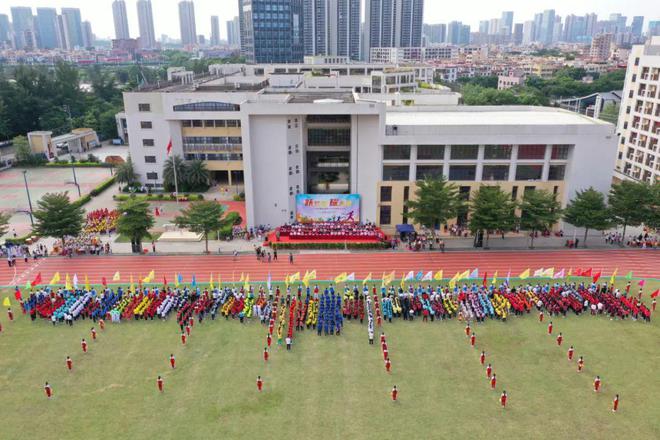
[364,0,424,60]
[113,0,130,40]
[239,0,305,63]
[522,21,535,45]
[211,16,220,46]
[630,16,644,38]
[82,21,94,48]
[500,11,513,35]
[539,9,555,44]
[303,0,360,60]
[178,0,197,46]
[61,8,84,49]
[512,23,523,45]
[585,13,598,38]
[35,8,59,49]
[423,23,446,44]
[10,7,34,50]
[137,0,157,49]
[226,16,240,47]
[590,33,613,61]
[615,36,660,184]
[0,14,10,47]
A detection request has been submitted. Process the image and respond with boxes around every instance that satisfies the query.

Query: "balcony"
[182,143,242,153]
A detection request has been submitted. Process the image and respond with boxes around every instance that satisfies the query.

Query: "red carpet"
[264,231,382,245]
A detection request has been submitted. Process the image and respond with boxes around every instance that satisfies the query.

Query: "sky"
[1,0,659,41]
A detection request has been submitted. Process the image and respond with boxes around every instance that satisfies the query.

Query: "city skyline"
[0,0,658,41]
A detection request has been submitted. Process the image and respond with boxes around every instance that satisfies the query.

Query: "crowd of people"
[273,221,386,241]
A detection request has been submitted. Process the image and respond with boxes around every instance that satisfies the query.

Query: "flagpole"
[173,156,180,206]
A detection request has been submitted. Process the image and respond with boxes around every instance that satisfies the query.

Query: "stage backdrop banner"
[295,194,360,223]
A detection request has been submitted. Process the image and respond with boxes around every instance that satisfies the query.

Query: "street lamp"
[22,170,34,226]
[70,155,81,197]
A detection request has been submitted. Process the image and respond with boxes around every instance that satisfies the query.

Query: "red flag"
[582,268,592,277]
[482,272,488,287]
[163,276,168,286]
[166,139,172,156]
[574,268,582,277]
[31,272,42,287]
[651,289,659,298]
[592,271,601,283]
[14,287,22,301]
[101,277,107,287]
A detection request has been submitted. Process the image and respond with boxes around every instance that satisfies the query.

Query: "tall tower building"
[226,16,240,47]
[211,16,220,46]
[112,0,130,39]
[303,0,361,61]
[10,7,34,50]
[631,16,644,38]
[364,0,424,61]
[82,21,94,48]
[61,8,84,49]
[137,0,157,48]
[35,8,59,49]
[539,9,555,44]
[238,0,304,63]
[0,14,10,46]
[500,11,514,35]
[178,0,197,46]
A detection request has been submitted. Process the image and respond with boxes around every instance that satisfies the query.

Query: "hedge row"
[113,193,205,202]
[269,241,390,250]
[90,176,116,196]
[46,162,113,168]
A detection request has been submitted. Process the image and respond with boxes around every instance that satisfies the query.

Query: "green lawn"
[114,232,162,243]
[1,286,659,440]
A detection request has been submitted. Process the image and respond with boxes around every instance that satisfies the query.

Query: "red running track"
[1,249,658,287]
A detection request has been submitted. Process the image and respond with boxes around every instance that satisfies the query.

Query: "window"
[382,165,409,181]
[192,120,203,127]
[634,57,640,66]
[383,145,411,160]
[518,145,546,160]
[417,145,444,160]
[140,121,153,129]
[227,120,240,127]
[379,205,392,225]
[416,165,443,180]
[459,186,471,201]
[138,103,151,112]
[144,156,156,163]
[204,120,215,127]
[172,102,240,112]
[450,145,479,160]
[380,186,392,202]
[484,145,512,160]
[548,165,566,180]
[142,139,155,147]
[146,172,158,180]
[551,145,570,160]
[524,186,536,194]
[516,165,543,180]
[631,74,636,82]
[511,186,518,200]
[403,186,410,201]
[214,120,226,127]
[307,128,351,146]
[482,165,509,181]
[449,165,476,181]
[181,120,192,127]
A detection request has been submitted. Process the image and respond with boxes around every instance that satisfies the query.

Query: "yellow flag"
[65,274,73,291]
[303,270,316,288]
[519,268,530,280]
[85,275,91,291]
[448,272,458,289]
[243,274,250,290]
[174,273,180,288]
[382,271,395,286]
[130,274,135,291]
[209,274,214,289]
[400,272,406,289]
[362,272,372,286]
[543,267,554,278]
[148,270,155,282]
[609,268,618,285]
[49,272,61,285]
[433,270,443,281]
[458,269,470,280]
[289,272,300,283]
[567,268,572,279]
[239,273,245,282]
[334,272,347,284]
[112,271,120,282]
[285,274,290,287]
[491,271,498,285]
[218,274,222,288]
[3,297,10,307]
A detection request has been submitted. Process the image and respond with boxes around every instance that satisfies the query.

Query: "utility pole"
[71,155,81,197]
[22,170,34,226]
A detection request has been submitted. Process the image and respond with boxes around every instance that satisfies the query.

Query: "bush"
[4,234,32,245]
[89,176,116,196]
[270,242,389,250]
[86,153,100,163]
[224,211,242,226]
[71,194,92,208]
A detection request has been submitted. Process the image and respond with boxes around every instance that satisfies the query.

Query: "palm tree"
[184,159,210,191]
[163,155,187,192]
[115,156,136,187]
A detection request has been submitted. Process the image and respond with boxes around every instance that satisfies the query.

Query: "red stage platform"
[264,231,384,245]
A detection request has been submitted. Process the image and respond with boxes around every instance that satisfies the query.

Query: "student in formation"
[500,390,507,408]
[567,345,574,361]
[263,347,269,362]
[7,308,14,321]
[486,363,492,379]
[593,376,601,393]
[157,375,164,392]
[368,328,374,345]
[99,318,105,330]
[385,358,391,373]
[548,321,553,335]
[490,373,497,389]
[556,332,563,346]
[465,323,471,337]
[44,382,53,399]
[612,394,619,412]
[380,332,386,344]
[170,354,176,369]
[577,356,584,372]
[267,333,272,347]
[81,338,88,353]
[391,385,398,402]
[181,332,187,345]
[539,311,544,322]
[91,327,97,341]
[470,333,476,347]
[185,323,191,336]
[66,356,73,371]
[480,351,486,365]
[257,376,263,391]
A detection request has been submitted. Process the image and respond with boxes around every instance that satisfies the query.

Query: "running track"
[1,249,658,287]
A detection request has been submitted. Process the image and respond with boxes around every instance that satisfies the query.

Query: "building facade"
[211,16,220,46]
[303,0,360,61]
[61,8,84,49]
[113,0,130,40]
[35,8,59,49]
[615,37,660,184]
[364,0,424,60]
[226,16,240,47]
[590,33,613,61]
[178,0,197,47]
[10,7,34,50]
[137,0,157,49]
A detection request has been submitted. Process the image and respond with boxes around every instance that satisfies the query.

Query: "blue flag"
[177,273,183,284]
[415,271,424,281]
[191,275,197,287]
[469,268,479,279]
[267,272,271,290]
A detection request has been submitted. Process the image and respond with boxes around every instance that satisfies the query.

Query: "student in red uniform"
[556,332,563,346]
[486,363,492,378]
[157,375,164,392]
[593,376,601,392]
[66,356,73,371]
[539,311,544,322]
[652,298,656,312]
[500,390,507,408]
[612,394,619,412]
[263,347,269,362]
[185,323,191,336]
[385,357,391,372]
[8,308,14,321]
[383,348,389,360]
[91,327,97,340]
[391,385,398,402]
[567,345,574,361]
[267,333,272,347]
[0,321,3,332]
[81,338,88,353]
[465,323,471,337]
[257,376,263,391]
[480,351,486,365]
[170,354,176,369]
[181,331,187,345]
[189,316,194,328]
[491,373,497,389]
[381,341,388,352]
[99,318,105,330]
[548,321,553,335]
[380,332,386,344]
[577,356,584,372]
[470,333,476,347]
[44,382,52,399]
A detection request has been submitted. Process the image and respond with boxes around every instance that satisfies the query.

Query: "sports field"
[1,280,659,440]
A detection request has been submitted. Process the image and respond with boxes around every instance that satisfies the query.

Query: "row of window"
[382,164,566,181]
[184,153,243,161]
[173,102,240,112]
[182,136,242,145]
[383,145,570,161]
[307,128,351,146]
[181,120,241,128]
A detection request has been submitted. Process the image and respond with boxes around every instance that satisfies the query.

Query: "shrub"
[89,176,116,196]
[224,211,242,226]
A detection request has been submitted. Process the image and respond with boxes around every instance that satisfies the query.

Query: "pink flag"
[638,279,645,287]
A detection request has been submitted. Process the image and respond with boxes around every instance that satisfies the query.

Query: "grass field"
[1,283,659,440]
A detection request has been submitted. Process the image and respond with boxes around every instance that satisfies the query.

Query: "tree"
[33,192,84,245]
[405,177,464,230]
[599,102,620,124]
[469,185,517,248]
[116,198,155,253]
[184,159,210,191]
[12,135,32,163]
[518,189,562,249]
[163,155,187,192]
[0,212,10,237]
[609,181,654,243]
[175,201,228,253]
[115,156,136,187]
[563,187,612,247]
